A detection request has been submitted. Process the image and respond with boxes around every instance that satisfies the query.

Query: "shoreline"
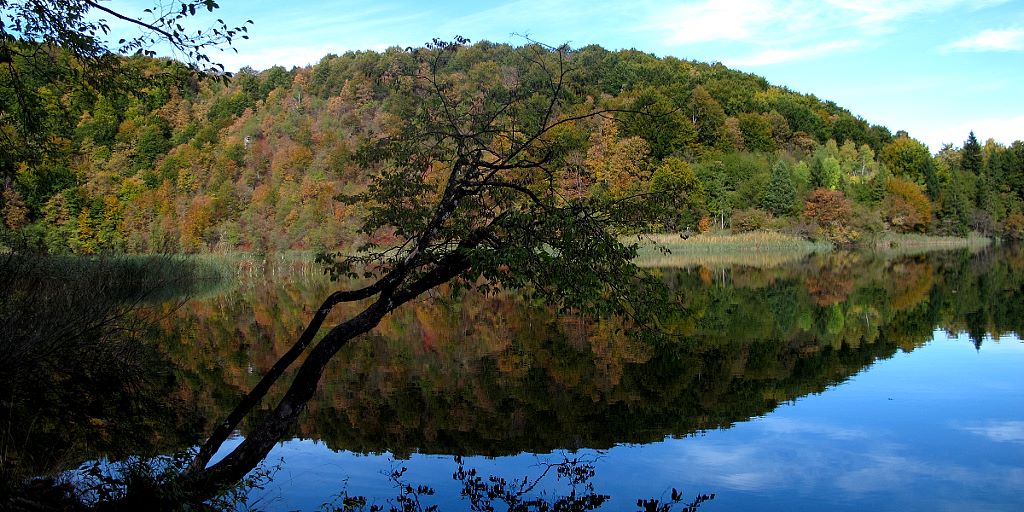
[633,230,992,268]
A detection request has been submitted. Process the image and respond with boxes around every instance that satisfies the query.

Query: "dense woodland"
[3,41,1023,255]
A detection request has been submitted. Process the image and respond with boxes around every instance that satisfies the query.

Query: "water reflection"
[234,331,1024,511]
[160,248,1024,459]
[0,256,220,483]
[6,246,1024,509]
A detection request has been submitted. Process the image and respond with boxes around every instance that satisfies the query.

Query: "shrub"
[730,208,771,233]
[1005,213,1024,240]
[884,177,932,232]
[803,188,859,245]
[697,216,711,234]
[804,188,852,228]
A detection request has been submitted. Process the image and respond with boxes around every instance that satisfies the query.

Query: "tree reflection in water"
[321,455,714,512]
[4,246,1024,507]
[166,247,1022,459]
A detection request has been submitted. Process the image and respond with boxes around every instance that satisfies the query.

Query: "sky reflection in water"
[245,331,1024,511]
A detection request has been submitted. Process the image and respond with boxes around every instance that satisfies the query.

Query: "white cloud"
[912,115,1024,152]
[656,0,784,45]
[649,0,852,66]
[834,453,976,493]
[945,27,1024,52]
[960,421,1024,443]
[825,0,1006,31]
[756,416,868,440]
[725,40,861,67]
[650,0,1009,65]
[679,444,785,491]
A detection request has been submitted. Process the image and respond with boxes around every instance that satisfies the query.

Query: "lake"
[5,247,1024,510]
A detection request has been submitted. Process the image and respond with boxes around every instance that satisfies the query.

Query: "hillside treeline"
[2,41,1023,254]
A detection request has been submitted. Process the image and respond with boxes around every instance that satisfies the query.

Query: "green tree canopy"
[880,136,932,184]
[961,131,982,174]
[761,160,797,216]
[650,157,706,230]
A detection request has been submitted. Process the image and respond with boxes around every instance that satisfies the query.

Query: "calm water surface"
[229,330,1024,511]
[8,248,1024,510]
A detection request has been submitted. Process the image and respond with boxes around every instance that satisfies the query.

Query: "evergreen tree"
[962,131,982,174]
[870,165,891,204]
[1010,142,1024,201]
[761,160,797,216]
[940,171,971,235]
[924,158,940,200]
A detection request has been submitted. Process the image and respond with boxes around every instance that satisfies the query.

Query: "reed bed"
[870,232,991,257]
[631,231,831,268]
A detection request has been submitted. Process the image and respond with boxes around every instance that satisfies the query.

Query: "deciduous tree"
[650,157,705,230]
[737,112,775,153]
[804,188,856,244]
[884,176,932,232]
[181,39,672,502]
[881,135,931,184]
[684,85,725,148]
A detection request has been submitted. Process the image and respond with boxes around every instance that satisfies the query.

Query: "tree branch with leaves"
[0,0,251,180]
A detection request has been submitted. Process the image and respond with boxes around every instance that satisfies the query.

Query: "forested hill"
[2,41,1022,254]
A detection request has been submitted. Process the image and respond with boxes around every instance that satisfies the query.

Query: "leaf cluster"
[317,39,673,330]
[1,1,250,180]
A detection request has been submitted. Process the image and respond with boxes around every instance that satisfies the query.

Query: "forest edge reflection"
[3,245,1023,506]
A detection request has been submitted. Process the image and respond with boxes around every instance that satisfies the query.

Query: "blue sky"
[111,0,1024,152]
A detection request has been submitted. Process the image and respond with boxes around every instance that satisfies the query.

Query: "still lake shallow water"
[19,248,1021,510]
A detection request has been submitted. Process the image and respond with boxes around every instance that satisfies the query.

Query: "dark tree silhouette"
[181,38,669,502]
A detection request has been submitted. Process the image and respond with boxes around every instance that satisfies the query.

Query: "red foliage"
[803,188,852,228]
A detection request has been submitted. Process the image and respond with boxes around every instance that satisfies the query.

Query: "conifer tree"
[870,164,891,204]
[962,131,982,174]
[761,160,796,216]
[924,158,940,200]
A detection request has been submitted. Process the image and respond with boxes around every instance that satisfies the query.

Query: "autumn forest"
[4,2,1024,504]
[4,41,1024,254]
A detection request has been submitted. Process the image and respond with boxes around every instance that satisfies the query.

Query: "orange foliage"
[889,262,934,312]
[270,140,313,180]
[803,188,852,227]
[698,265,713,285]
[805,271,854,306]
[180,195,214,252]
[804,188,858,244]
[1003,213,1024,239]
[697,216,711,234]
[884,177,932,232]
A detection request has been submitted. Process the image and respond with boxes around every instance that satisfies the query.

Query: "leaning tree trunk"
[189,300,389,498]
[187,283,388,475]
[182,249,473,503]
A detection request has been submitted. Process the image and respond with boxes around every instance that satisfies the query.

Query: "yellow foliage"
[697,216,711,234]
[885,177,932,232]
